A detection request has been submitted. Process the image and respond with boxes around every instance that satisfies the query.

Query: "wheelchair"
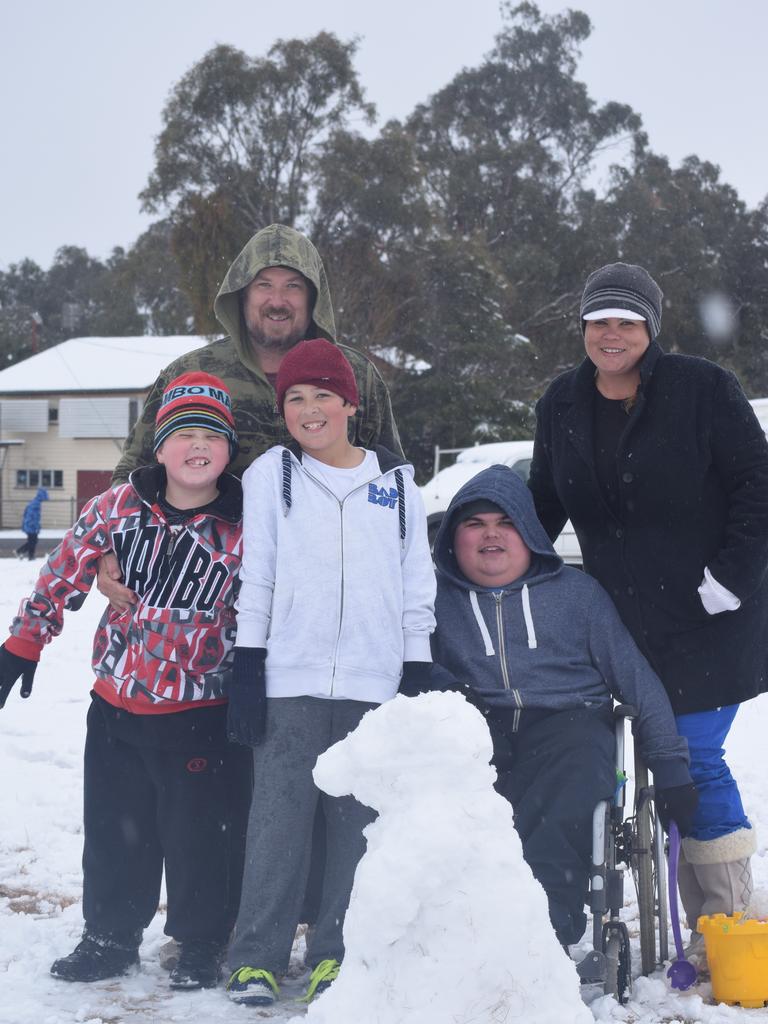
[575,704,669,1003]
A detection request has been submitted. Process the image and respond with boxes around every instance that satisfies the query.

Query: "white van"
[419,440,582,564]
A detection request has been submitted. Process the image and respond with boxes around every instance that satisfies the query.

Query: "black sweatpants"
[82,694,252,945]
[16,532,38,559]
[490,706,615,946]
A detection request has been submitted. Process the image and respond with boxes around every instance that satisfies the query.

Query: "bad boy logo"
[368,484,398,510]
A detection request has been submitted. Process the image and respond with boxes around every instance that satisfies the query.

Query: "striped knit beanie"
[276,338,359,411]
[580,262,663,340]
[153,372,238,457]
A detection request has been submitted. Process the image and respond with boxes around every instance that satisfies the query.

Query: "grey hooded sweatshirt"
[432,464,691,788]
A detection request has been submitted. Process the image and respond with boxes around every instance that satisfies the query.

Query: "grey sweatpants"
[227,696,377,975]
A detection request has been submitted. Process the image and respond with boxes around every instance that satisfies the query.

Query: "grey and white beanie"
[580,262,663,340]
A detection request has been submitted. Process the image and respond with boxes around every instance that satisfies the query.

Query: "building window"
[49,406,59,425]
[16,468,64,489]
[59,397,133,438]
[129,399,139,430]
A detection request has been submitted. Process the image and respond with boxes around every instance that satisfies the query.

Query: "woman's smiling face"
[584,316,650,380]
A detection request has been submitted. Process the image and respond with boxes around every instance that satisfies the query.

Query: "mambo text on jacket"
[109,525,230,611]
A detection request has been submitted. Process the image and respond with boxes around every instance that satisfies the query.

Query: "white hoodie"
[236,445,436,703]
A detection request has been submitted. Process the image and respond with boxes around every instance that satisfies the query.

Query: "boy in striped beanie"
[152,372,239,510]
[0,371,249,992]
[154,371,238,457]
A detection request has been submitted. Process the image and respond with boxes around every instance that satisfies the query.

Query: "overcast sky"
[2,0,766,270]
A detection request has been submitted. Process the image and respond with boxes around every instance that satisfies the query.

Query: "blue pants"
[674,705,751,842]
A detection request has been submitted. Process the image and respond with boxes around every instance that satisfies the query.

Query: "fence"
[1,496,80,531]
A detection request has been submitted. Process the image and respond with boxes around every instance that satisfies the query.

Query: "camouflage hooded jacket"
[113,224,402,482]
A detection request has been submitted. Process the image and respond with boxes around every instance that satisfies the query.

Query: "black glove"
[460,684,491,718]
[399,661,434,697]
[656,782,699,838]
[0,644,38,709]
[225,648,267,747]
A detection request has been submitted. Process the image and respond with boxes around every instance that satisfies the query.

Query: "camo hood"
[214,223,336,374]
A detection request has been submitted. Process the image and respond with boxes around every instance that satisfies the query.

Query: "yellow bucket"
[699,912,768,1008]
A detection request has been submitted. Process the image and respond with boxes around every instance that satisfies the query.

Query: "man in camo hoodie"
[112,222,401,484]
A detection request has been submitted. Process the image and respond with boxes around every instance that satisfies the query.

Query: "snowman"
[294,690,592,1024]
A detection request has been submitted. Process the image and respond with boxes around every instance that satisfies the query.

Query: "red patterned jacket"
[6,466,242,715]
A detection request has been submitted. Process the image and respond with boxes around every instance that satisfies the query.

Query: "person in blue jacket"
[427,464,697,947]
[16,487,49,559]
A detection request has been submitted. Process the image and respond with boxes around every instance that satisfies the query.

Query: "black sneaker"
[50,932,140,982]
[169,939,226,990]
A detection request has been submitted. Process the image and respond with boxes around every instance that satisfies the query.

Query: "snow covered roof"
[0,336,212,394]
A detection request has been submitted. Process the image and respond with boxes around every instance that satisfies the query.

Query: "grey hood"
[433,463,562,590]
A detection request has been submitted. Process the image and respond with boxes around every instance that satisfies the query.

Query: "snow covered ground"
[1,556,767,1024]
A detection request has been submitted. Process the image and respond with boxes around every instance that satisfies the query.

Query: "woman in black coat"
[528,262,768,964]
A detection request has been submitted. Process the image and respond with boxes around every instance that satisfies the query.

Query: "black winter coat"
[528,341,768,715]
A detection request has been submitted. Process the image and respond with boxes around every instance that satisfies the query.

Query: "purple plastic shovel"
[666,820,699,990]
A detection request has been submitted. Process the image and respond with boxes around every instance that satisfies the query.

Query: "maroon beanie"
[276,338,359,411]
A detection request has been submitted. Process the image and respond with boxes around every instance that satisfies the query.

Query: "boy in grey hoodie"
[428,464,697,946]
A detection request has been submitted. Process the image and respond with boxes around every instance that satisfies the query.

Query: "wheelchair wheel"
[602,921,631,1003]
[631,755,669,974]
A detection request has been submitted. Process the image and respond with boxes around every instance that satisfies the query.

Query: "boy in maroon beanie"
[224,339,436,1007]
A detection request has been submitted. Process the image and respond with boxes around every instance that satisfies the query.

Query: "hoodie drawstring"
[469,591,495,655]
[281,449,293,516]
[281,451,405,534]
[394,468,406,545]
[470,586,537,652]
[521,584,538,649]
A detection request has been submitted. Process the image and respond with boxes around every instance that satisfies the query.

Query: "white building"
[0,336,209,529]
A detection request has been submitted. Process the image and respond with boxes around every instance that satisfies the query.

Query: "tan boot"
[677,844,705,932]
[681,828,756,968]
[674,845,707,963]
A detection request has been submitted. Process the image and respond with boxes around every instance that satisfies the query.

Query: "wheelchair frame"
[575,704,669,1002]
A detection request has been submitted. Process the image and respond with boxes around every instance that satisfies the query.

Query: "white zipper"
[299,459,404,696]
[493,592,523,715]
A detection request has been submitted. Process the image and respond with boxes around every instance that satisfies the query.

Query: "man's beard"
[245,309,309,352]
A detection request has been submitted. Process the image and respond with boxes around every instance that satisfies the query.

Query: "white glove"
[698,567,741,615]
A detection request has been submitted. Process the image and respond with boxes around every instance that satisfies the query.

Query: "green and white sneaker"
[226,966,279,1006]
[301,958,340,1002]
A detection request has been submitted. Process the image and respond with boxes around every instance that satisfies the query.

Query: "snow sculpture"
[298,690,592,1024]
